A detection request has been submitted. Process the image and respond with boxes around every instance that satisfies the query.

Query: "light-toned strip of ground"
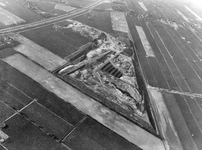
[136,26,155,57]
[10,34,67,71]
[3,53,165,150]
[0,6,25,26]
[54,4,76,12]
[0,2,6,7]
[138,2,148,12]
[0,129,9,142]
[110,11,129,33]
[147,85,184,150]
[184,5,202,21]
[176,9,190,22]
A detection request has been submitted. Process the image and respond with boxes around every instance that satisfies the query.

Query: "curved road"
[0,0,103,34]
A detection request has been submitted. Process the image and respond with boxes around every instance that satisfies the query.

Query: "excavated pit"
[54,20,158,135]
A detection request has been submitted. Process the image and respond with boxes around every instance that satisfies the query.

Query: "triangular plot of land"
[56,19,156,133]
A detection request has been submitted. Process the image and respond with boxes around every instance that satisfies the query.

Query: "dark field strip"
[195,97,202,111]
[153,1,202,67]
[168,27,202,62]
[2,114,61,150]
[127,0,180,90]
[0,100,15,123]
[129,0,202,149]
[163,93,199,150]
[145,23,180,90]
[0,48,17,59]
[74,10,114,34]
[126,15,159,87]
[155,26,202,94]
[178,27,202,53]
[127,0,144,14]
[165,2,202,46]
[132,0,190,93]
[125,0,159,87]
[126,1,202,149]
[149,0,202,65]
[141,0,161,17]
[0,79,30,111]
[21,102,74,140]
[165,27,202,79]
[127,0,173,90]
[173,94,202,149]
[63,117,142,150]
[164,3,202,60]
[139,19,170,89]
[153,5,202,94]
[184,96,202,131]
[148,23,190,93]
[0,61,85,126]
[21,25,82,58]
[144,0,202,94]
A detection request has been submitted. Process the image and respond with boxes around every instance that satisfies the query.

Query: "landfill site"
[0,0,202,150]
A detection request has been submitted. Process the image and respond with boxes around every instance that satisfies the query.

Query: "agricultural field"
[0,6,25,27]
[33,0,97,8]
[110,11,129,33]
[0,0,96,29]
[20,20,96,58]
[74,10,114,34]
[94,1,127,12]
[0,0,43,26]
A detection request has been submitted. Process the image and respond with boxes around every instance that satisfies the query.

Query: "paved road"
[0,0,103,34]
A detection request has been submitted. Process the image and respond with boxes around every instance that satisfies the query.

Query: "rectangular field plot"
[21,24,90,59]
[0,0,43,25]
[0,6,25,26]
[10,33,67,71]
[110,11,129,33]
[74,11,114,34]
[55,4,75,12]
[35,0,95,8]
[94,2,127,12]
[29,1,66,16]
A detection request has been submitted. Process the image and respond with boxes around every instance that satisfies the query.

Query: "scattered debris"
[53,19,102,40]
[112,5,125,12]
[160,19,179,30]
[57,0,68,5]
[128,2,202,30]
[58,20,147,118]
[0,34,19,50]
